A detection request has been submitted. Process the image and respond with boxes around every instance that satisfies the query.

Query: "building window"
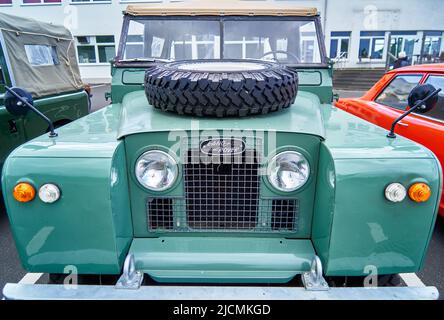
[23,0,61,4]
[71,0,110,3]
[0,0,12,5]
[423,31,443,61]
[76,36,115,64]
[359,31,386,59]
[389,32,417,61]
[375,74,423,110]
[329,32,350,59]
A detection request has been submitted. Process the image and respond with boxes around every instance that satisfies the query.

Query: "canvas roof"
[125,0,318,17]
[0,12,83,98]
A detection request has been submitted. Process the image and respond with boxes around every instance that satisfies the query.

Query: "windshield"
[120,17,324,65]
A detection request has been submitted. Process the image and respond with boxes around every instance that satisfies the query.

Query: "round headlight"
[267,151,310,192]
[135,150,178,191]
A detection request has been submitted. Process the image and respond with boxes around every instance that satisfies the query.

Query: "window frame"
[70,0,111,4]
[75,35,116,65]
[21,0,61,6]
[0,0,13,6]
[329,32,351,60]
[24,44,60,66]
[358,32,387,60]
[413,72,444,124]
[116,15,329,68]
[374,73,425,110]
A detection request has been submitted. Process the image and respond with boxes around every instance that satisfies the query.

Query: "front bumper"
[3,283,439,300]
[2,254,439,300]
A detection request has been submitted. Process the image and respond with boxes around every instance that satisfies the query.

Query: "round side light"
[408,183,432,203]
[13,183,36,203]
[38,184,61,203]
[385,183,407,203]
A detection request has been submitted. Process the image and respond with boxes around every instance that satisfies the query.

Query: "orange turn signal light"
[408,183,432,203]
[13,183,36,203]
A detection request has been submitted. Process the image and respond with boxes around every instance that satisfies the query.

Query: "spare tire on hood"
[144,59,298,117]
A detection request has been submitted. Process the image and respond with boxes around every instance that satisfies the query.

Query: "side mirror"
[3,86,58,138]
[387,84,441,138]
[408,84,439,114]
[4,87,33,116]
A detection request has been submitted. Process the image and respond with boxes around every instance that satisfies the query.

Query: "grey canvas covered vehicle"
[0,12,90,183]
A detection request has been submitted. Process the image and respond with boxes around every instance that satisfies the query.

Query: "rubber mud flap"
[144,59,298,117]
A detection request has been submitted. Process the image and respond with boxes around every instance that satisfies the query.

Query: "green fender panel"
[1,142,132,274]
[323,157,441,276]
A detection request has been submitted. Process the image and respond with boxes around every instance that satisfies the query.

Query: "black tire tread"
[144,60,298,118]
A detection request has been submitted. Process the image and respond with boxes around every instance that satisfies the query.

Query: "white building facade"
[1,0,444,83]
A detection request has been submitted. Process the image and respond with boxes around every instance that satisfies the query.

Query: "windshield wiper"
[118,58,172,63]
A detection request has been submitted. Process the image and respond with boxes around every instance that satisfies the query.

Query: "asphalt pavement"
[1,87,443,299]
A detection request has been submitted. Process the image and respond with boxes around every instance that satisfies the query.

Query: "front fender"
[1,142,132,274]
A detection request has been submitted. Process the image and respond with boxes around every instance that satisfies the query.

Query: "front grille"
[271,199,298,231]
[184,148,260,230]
[147,198,174,230]
[145,137,300,233]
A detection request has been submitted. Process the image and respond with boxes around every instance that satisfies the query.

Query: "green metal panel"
[311,143,335,268]
[0,90,89,186]
[0,108,25,176]
[130,237,314,283]
[7,102,121,159]
[111,67,144,104]
[21,90,89,139]
[110,66,333,105]
[324,158,441,276]
[117,90,326,139]
[124,131,320,238]
[1,141,132,274]
[321,104,436,159]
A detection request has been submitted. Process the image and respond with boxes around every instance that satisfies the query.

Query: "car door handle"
[398,121,409,127]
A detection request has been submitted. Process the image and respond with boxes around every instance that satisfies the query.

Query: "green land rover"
[0,12,90,187]
[1,1,442,299]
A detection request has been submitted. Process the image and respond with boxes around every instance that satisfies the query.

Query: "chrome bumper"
[2,283,439,300]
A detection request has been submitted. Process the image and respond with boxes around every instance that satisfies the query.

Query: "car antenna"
[387,87,441,139]
[4,86,58,138]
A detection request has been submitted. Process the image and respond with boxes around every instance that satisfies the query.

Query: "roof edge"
[125,2,318,17]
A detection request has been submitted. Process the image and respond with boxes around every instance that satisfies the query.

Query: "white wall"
[323,0,444,68]
[1,0,444,81]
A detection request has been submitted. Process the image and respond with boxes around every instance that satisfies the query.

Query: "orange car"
[335,64,444,217]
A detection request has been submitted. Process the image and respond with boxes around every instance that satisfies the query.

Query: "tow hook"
[302,256,329,291]
[115,254,144,289]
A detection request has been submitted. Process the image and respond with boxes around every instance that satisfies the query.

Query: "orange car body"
[335,64,444,217]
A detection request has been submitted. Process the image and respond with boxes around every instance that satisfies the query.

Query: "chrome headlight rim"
[135,149,179,192]
[266,150,311,193]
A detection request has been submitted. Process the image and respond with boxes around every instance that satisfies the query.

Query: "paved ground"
[1,86,443,299]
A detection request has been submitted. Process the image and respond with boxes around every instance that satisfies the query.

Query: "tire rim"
[175,61,269,72]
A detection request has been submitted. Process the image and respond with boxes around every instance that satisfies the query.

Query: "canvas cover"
[125,0,318,17]
[0,12,83,98]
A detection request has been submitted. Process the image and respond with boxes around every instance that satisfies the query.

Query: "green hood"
[117,90,326,139]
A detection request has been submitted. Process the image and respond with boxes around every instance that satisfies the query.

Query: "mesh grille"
[184,148,260,230]
[145,138,300,233]
[271,199,298,231]
[147,198,174,230]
